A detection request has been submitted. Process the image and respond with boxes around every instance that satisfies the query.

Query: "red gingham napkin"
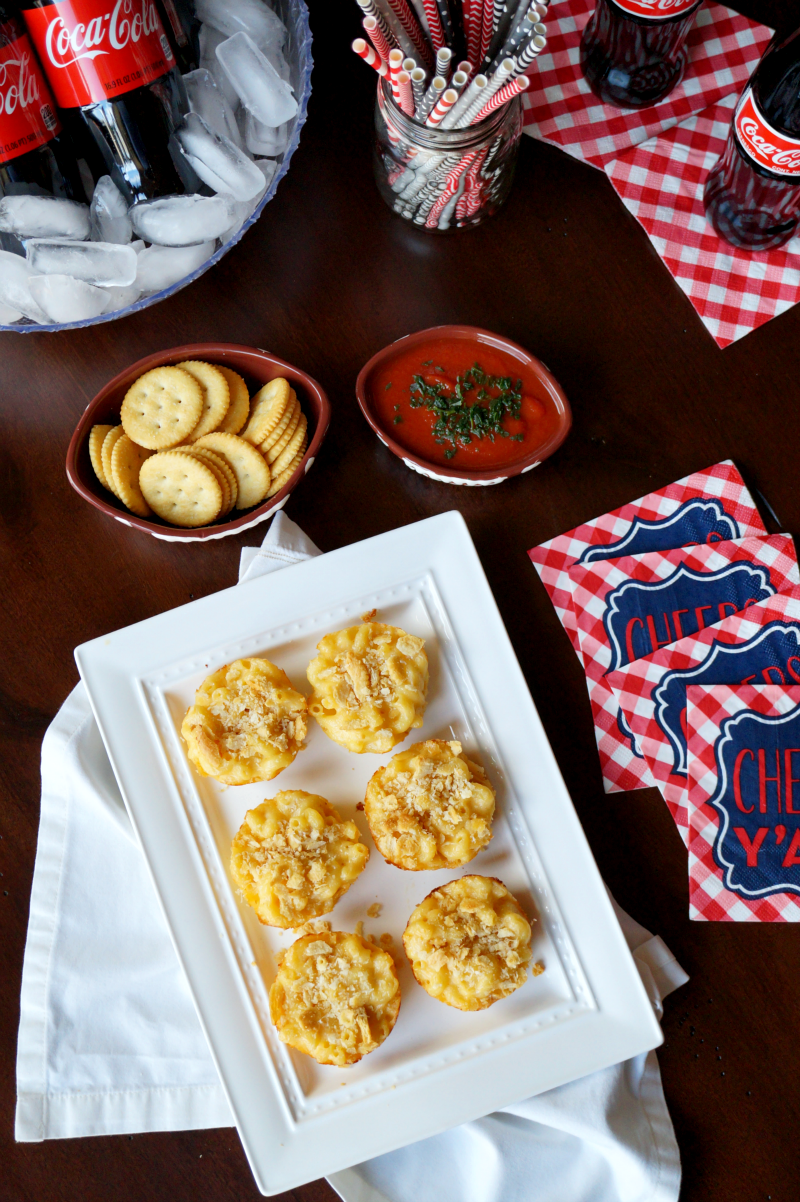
[687,684,800,921]
[568,534,798,795]
[520,1,798,348]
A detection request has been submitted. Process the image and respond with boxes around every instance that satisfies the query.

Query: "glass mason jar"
[373,79,523,232]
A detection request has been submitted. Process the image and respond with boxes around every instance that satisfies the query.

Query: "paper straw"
[434,0,457,49]
[363,15,392,65]
[470,72,529,121]
[417,73,445,121]
[460,56,515,123]
[388,48,405,102]
[426,86,459,126]
[464,0,482,67]
[357,0,416,60]
[425,150,478,226]
[352,37,388,75]
[514,33,545,75]
[440,72,486,126]
[410,66,427,115]
[386,0,433,66]
[397,69,416,115]
[479,0,495,68]
[457,60,472,75]
[450,69,469,95]
[355,0,400,53]
[435,45,452,81]
[422,0,446,50]
[403,56,417,71]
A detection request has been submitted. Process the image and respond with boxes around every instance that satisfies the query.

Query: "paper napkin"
[687,683,800,921]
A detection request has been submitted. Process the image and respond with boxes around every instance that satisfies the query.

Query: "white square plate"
[76,512,661,1195]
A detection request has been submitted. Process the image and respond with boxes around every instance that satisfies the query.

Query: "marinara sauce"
[370,337,563,470]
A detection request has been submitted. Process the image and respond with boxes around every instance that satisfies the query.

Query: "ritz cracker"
[687,684,800,922]
[567,534,800,800]
[528,461,768,793]
[607,587,800,845]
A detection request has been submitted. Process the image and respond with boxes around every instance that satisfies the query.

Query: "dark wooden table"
[3,1,800,1198]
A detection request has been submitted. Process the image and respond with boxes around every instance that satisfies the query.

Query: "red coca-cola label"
[22,0,174,108]
[612,0,698,19]
[0,33,60,164]
[735,87,800,179]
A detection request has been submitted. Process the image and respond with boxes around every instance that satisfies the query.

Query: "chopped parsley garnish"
[408,362,524,458]
[384,381,392,390]
[393,414,403,424]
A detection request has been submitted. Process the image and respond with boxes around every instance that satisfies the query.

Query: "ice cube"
[199,23,242,111]
[25,239,138,286]
[0,298,23,324]
[183,67,243,147]
[0,249,49,322]
[90,176,133,244]
[130,194,238,245]
[135,241,216,293]
[0,195,90,240]
[216,33,297,127]
[175,112,265,201]
[245,112,290,156]
[101,282,142,310]
[28,274,112,322]
[195,0,286,52]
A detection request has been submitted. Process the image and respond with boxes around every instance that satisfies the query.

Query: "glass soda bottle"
[20,0,195,203]
[580,0,703,109]
[704,26,800,251]
[0,1,86,198]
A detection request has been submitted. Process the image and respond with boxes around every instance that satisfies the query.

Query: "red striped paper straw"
[425,151,479,227]
[464,0,482,68]
[397,69,415,116]
[352,37,388,76]
[456,146,490,220]
[388,48,404,103]
[422,0,446,50]
[479,0,495,68]
[471,73,529,121]
[386,0,433,67]
[363,15,392,66]
[355,0,398,53]
[426,86,459,127]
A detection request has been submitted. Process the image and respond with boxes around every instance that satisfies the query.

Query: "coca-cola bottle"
[0,1,86,198]
[20,0,195,203]
[580,0,703,109]
[704,26,800,251]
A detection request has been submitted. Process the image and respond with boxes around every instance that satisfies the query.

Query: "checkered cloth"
[607,588,800,844]
[568,535,799,795]
[520,0,800,348]
[528,459,767,793]
[687,684,800,921]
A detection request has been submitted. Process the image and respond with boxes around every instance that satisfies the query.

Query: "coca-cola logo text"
[43,0,160,69]
[736,90,800,178]
[0,48,40,116]
[614,0,697,17]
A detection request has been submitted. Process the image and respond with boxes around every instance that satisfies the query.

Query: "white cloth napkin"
[16,513,688,1202]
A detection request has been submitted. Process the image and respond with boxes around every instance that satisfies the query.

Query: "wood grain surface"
[2,1,799,1198]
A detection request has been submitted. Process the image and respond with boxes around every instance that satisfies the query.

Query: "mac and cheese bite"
[306,619,428,754]
[269,930,401,1065]
[230,791,369,928]
[182,657,307,785]
[365,739,495,870]
[403,876,533,1011]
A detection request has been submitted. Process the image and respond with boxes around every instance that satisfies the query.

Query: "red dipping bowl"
[356,325,571,486]
[66,343,331,542]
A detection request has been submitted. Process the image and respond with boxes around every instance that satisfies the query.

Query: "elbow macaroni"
[403,876,533,1011]
[306,621,428,754]
[365,739,496,870]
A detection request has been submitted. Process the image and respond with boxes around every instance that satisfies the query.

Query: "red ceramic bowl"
[356,325,571,486]
[67,343,330,541]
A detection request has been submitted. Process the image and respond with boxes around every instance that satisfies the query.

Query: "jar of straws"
[352,0,547,231]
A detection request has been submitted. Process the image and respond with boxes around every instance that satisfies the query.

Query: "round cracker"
[215,366,250,435]
[121,366,204,449]
[181,446,237,515]
[194,432,271,510]
[267,446,305,498]
[259,392,298,453]
[262,399,301,462]
[140,450,223,527]
[110,434,153,517]
[177,360,231,441]
[89,424,114,490]
[271,414,308,478]
[101,426,125,497]
[242,377,292,445]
